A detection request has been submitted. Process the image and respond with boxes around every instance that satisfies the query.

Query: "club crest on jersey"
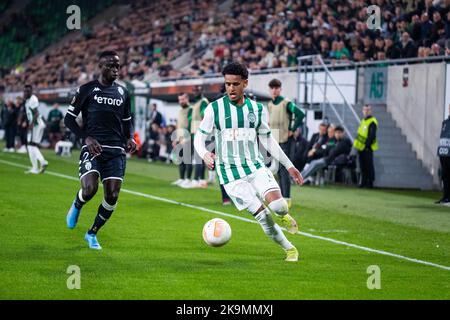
[93,94,123,106]
[93,87,101,92]
[84,161,92,171]
[118,87,124,96]
[248,112,256,124]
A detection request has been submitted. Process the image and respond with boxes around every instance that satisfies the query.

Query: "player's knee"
[83,184,98,201]
[268,198,288,216]
[247,200,264,215]
[105,190,119,205]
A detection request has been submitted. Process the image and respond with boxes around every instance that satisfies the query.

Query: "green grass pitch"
[0,146,449,299]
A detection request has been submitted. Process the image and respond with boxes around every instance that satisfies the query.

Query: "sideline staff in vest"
[267,79,305,207]
[436,104,450,206]
[353,104,378,188]
[190,86,209,188]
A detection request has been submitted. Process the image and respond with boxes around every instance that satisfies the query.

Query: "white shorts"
[223,167,280,212]
[27,121,45,144]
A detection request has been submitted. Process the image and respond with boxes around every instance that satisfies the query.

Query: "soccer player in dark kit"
[64,51,136,250]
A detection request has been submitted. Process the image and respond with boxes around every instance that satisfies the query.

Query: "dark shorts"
[79,146,126,183]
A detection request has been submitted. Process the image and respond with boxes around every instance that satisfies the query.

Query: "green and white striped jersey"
[198,95,271,185]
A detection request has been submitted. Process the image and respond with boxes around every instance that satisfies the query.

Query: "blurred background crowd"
[1,0,449,91]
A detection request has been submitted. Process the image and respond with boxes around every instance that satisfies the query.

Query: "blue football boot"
[66,202,81,229]
[84,232,102,250]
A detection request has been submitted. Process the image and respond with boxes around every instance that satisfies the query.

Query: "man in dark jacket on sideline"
[301,126,352,180]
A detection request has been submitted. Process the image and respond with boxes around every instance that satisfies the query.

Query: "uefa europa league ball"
[202,218,232,247]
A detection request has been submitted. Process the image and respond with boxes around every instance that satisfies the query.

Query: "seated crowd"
[292,121,355,185]
[1,0,218,91]
[1,0,450,90]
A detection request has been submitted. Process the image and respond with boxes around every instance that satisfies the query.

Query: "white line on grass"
[1,158,449,271]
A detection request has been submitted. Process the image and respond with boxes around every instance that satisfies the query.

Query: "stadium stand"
[1,0,450,90]
[182,0,450,76]
[1,0,218,90]
[0,0,118,73]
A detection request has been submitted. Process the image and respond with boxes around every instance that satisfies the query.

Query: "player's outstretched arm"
[194,104,215,170]
[258,107,303,185]
[259,133,303,185]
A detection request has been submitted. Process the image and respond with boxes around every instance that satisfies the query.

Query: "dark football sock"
[88,199,115,235]
[74,190,86,210]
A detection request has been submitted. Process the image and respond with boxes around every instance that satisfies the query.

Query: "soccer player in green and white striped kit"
[194,62,303,261]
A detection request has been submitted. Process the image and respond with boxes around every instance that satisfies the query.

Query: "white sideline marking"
[1,158,449,271]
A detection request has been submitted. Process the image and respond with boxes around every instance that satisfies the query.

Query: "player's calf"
[67,190,87,229]
[251,206,296,259]
[66,185,98,229]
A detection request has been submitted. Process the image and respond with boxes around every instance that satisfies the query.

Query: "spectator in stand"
[47,103,64,148]
[306,121,329,163]
[430,43,444,56]
[319,39,331,58]
[431,11,446,44]
[385,36,402,59]
[401,32,418,58]
[445,11,450,40]
[313,124,337,160]
[301,125,352,182]
[374,37,385,55]
[335,40,351,60]
[409,14,422,42]
[362,35,375,60]
[292,127,308,172]
[298,36,317,57]
[420,12,434,46]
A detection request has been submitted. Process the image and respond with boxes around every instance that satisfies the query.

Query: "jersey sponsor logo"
[438,147,449,156]
[223,128,257,141]
[439,138,450,147]
[93,94,123,106]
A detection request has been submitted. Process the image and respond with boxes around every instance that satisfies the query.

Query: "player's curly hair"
[222,62,249,80]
